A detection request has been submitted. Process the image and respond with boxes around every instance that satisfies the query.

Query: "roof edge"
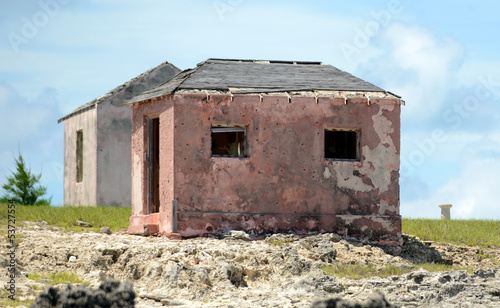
[58,61,180,123]
[126,89,401,105]
[57,103,97,123]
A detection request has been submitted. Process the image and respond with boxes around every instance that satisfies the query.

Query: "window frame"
[211,125,248,158]
[76,130,83,182]
[324,128,361,161]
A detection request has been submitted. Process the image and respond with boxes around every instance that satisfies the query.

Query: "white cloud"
[359,23,464,123]
[0,2,365,115]
[402,138,500,219]
[384,25,462,82]
[456,60,500,88]
[402,131,483,162]
[0,83,53,142]
[0,82,64,205]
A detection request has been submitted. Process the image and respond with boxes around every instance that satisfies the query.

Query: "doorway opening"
[147,116,160,214]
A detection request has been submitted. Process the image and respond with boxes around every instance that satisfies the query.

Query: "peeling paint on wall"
[323,166,331,179]
[333,163,372,192]
[128,93,402,244]
[362,143,394,193]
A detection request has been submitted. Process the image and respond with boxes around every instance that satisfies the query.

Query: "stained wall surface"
[63,108,97,206]
[96,102,132,207]
[169,94,401,242]
[129,92,402,242]
[61,62,180,208]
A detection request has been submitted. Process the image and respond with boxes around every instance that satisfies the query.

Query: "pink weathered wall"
[63,108,97,206]
[128,93,401,243]
[171,94,401,242]
[96,102,132,207]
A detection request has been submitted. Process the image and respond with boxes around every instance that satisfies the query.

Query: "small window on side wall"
[324,129,360,161]
[211,126,247,157]
[76,130,83,182]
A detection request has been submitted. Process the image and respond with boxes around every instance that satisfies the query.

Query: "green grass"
[0,203,130,233]
[0,290,34,308]
[267,238,293,246]
[402,218,500,248]
[27,271,88,285]
[321,262,474,280]
[414,262,473,274]
[320,263,410,279]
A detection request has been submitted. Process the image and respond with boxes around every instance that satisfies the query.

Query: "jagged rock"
[160,298,185,306]
[76,220,92,228]
[211,261,247,287]
[311,291,397,307]
[30,279,135,308]
[3,227,499,308]
[315,239,337,263]
[293,269,344,293]
[101,227,112,235]
[144,261,162,279]
[225,230,251,241]
[125,261,142,280]
[474,268,497,279]
[265,233,300,244]
[0,254,8,267]
[196,267,211,285]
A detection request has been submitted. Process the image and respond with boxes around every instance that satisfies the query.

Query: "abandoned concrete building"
[126,58,403,244]
[58,62,180,207]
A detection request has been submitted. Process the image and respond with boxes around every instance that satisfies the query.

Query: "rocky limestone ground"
[1,222,499,307]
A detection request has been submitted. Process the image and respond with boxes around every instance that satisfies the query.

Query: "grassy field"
[0,203,130,232]
[402,218,500,248]
[1,204,499,247]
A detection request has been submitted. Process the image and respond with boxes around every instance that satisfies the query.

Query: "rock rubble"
[0,223,498,307]
[31,279,135,308]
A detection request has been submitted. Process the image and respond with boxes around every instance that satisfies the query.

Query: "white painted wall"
[63,108,97,206]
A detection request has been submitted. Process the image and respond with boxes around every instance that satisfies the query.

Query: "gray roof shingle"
[58,61,180,123]
[127,58,391,105]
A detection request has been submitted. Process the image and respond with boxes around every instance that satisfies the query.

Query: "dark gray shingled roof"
[127,58,390,105]
[58,62,181,123]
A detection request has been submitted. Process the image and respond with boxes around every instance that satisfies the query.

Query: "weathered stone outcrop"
[31,280,135,308]
[1,223,499,307]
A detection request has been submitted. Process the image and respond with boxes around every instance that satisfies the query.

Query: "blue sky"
[1,0,499,219]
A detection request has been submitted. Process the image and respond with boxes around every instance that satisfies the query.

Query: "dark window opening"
[76,130,83,182]
[325,130,360,160]
[211,126,247,157]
